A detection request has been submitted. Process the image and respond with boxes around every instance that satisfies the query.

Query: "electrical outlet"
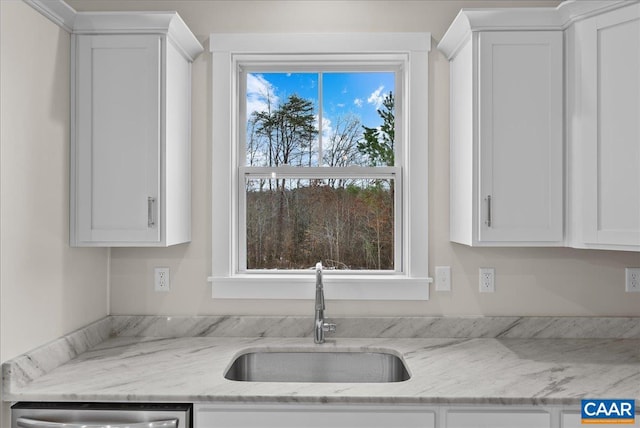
[479,268,495,293]
[625,268,640,292]
[154,267,170,292]
[435,266,451,291]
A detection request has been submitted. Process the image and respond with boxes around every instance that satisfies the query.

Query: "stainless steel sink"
[224,350,410,383]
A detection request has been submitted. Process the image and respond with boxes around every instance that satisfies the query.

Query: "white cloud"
[322,116,332,138]
[315,114,333,138]
[313,114,334,165]
[353,98,363,108]
[246,74,278,117]
[367,85,385,109]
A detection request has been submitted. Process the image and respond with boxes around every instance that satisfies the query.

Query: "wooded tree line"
[245,91,395,270]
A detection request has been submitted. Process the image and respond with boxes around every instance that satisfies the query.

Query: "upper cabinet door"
[478,31,564,243]
[75,35,162,244]
[444,29,563,247]
[575,4,640,250]
[70,12,203,247]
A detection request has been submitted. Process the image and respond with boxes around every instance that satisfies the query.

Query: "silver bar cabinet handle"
[485,195,492,227]
[148,196,156,228]
[17,417,178,428]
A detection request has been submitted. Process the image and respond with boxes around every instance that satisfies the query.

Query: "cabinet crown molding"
[24,1,203,61]
[73,12,203,61]
[437,0,638,59]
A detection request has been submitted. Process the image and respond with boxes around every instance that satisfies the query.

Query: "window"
[209,33,431,300]
[242,70,398,272]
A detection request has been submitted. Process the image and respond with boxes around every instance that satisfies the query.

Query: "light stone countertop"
[3,317,639,406]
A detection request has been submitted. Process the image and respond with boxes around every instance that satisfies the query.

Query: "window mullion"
[318,72,323,166]
[241,166,399,180]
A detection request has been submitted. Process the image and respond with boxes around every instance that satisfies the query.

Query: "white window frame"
[208,33,432,300]
[239,60,403,274]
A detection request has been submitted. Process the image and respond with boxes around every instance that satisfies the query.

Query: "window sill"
[207,275,432,300]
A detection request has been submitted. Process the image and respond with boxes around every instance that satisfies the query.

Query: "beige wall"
[0,0,110,365]
[66,0,640,317]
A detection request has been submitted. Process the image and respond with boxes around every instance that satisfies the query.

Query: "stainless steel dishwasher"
[11,402,192,428]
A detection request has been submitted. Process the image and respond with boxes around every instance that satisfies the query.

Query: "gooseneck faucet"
[314,262,336,344]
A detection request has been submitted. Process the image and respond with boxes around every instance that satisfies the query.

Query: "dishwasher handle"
[17,417,178,428]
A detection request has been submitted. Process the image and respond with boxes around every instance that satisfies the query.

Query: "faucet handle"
[323,322,336,333]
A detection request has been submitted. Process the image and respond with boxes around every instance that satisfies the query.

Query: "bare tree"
[323,113,364,167]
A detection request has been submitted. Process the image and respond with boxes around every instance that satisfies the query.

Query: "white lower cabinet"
[196,404,639,428]
[195,404,435,428]
[445,409,550,428]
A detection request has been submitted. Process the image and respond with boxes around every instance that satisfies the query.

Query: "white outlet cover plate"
[154,267,170,292]
[435,266,451,291]
[479,267,495,293]
[625,268,640,292]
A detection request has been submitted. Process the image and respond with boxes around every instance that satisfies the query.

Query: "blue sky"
[246,71,395,131]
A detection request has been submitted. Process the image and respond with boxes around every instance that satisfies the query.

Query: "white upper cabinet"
[440,1,640,251]
[567,2,640,251]
[70,12,203,247]
[439,17,564,246]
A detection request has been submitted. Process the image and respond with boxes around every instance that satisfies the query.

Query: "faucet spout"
[315,262,325,310]
[314,261,336,344]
